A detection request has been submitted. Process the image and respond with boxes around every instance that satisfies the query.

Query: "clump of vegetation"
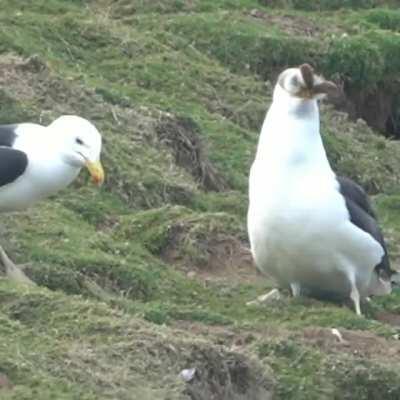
[264,0,397,11]
[364,8,400,31]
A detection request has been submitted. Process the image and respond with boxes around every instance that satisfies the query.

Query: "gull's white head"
[49,115,104,186]
[276,64,338,101]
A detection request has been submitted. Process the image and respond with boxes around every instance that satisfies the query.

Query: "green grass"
[0,0,400,398]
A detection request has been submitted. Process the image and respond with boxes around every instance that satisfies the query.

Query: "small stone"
[179,368,196,382]
[355,118,367,127]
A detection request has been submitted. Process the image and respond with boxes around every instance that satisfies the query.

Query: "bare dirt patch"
[66,319,275,400]
[0,54,43,104]
[0,373,12,390]
[374,311,400,328]
[184,345,274,400]
[300,327,400,360]
[0,52,93,124]
[161,225,260,284]
[155,115,228,192]
[249,10,323,37]
[336,84,400,138]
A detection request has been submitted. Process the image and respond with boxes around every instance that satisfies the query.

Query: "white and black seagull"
[247,64,396,315]
[0,115,104,283]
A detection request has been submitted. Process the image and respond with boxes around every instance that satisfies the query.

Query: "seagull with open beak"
[248,64,395,315]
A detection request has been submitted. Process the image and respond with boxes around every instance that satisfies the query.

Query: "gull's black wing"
[337,176,390,274]
[0,147,28,188]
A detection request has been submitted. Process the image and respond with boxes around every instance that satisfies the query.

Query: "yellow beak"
[85,160,105,186]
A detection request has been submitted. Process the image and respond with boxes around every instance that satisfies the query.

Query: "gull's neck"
[255,85,330,171]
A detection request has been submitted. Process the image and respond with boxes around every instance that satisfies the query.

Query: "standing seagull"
[0,115,104,282]
[247,64,395,315]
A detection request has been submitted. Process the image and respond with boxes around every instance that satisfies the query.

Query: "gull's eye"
[76,138,84,145]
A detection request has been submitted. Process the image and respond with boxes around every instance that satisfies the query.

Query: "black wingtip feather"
[337,175,392,275]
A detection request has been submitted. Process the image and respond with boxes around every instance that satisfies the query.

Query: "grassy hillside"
[1,0,400,399]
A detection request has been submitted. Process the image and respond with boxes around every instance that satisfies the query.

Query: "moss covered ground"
[1,0,400,398]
